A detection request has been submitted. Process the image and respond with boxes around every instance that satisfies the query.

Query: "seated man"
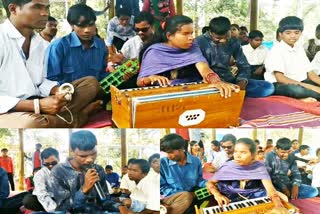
[242,30,268,80]
[220,134,237,160]
[118,159,159,214]
[265,137,318,199]
[206,140,228,172]
[39,16,58,43]
[23,148,60,212]
[0,0,102,128]
[265,16,320,101]
[195,16,274,98]
[49,130,117,213]
[295,145,312,185]
[303,24,320,61]
[120,159,136,198]
[105,165,120,189]
[160,133,207,214]
[46,4,108,85]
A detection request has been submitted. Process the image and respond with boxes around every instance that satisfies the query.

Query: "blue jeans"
[298,184,319,199]
[245,79,275,98]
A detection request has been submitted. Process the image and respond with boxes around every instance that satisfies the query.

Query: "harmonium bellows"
[110,82,245,128]
[195,196,299,214]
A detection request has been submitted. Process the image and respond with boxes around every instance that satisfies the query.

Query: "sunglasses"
[43,161,58,167]
[134,26,150,33]
[221,146,233,149]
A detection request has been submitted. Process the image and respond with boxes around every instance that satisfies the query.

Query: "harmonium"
[110,82,245,128]
[195,196,299,214]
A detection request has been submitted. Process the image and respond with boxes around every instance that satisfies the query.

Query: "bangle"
[206,72,221,83]
[33,99,40,114]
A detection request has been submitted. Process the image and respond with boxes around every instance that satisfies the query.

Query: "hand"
[266,207,289,214]
[254,66,265,76]
[213,192,230,207]
[291,185,299,199]
[82,168,100,194]
[237,80,247,90]
[148,75,171,86]
[50,85,60,95]
[282,187,291,198]
[123,72,135,81]
[39,93,68,115]
[209,81,240,98]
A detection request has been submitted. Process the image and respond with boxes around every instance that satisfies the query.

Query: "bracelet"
[206,72,221,83]
[33,99,40,114]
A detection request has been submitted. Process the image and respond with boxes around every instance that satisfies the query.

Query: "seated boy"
[265,16,320,101]
[242,30,268,80]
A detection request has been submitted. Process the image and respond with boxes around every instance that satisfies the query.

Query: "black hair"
[122,165,128,169]
[40,147,59,160]
[249,30,264,39]
[211,140,220,147]
[160,133,186,152]
[237,138,256,154]
[70,130,97,151]
[209,16,231,35]
[36,143,42,147]
[278,16,303,33]
[127,158,135,165]
[275,138,292,150]
[240,26,248,33]
[254,139,260,144]
[231,24,240,30]
[1,148,8,152]
[105,165,113,170]
[257,150,264,154]
[2,0,32,17]
[202,26,210,34]
[267,139,273,143]
[291,139,299,144]
[139,15,193,61]
[148,153,160,164]
[299,145,310,152]
[134,11,154,25]
[130,159,150,174]
[67,4,96,27]
[116,7,132,18]
[220,134,236,145]
[48,16,57,22]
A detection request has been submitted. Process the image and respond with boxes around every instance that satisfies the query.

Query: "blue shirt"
[106,172,120,188]
[160,152,207,197]
[46,32,108,85]
[0,167,9,208]
[195,32,251,83]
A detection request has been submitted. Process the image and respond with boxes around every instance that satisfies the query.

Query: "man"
[0,0,102,128]
[304,24,320,61]
[23,147,59,212]
[220,134,237,160]
[148,153,160,174]
[195,16,274,98]
[160,133,207,214]
[264,139,274,154]
[39,16,58,43]
[206,140,228,171]
[50,130,117,212]
[119,159,159,214]
[290,139,300,154]
[295,145,312,185]
[105,165,120,188]
[265,137,318,199]
[25,143,42,170]
[0,148,14,191]
[120,159,136,198]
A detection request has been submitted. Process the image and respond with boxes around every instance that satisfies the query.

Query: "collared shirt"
[120,173,136,192]
[33,167,56,212]
[46,32,108,84]
[121,35,144,60]
[242,44,268,65]
[129,169,160,211]
[311,51,320,75]
[160,152,207,197]
[0,167,9,208]
[105,16,135,47]
[264,150,301,190]
[264,40,311,83]
[195,32,251,83]
[206,150,228,169]
[49,159,112,212]
[0,156,14,174]
[0,19,58,114]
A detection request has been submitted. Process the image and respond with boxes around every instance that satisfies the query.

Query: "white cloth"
[295,153,312,168]
[312,163,320,187]
[242,44,268,65]
[206,149,228,169]
[311,52,320,75]
[0,19,58,114]
[120,35,144,60]
[264,40,312,83]
[33,167,57,212]
[303,38,320,51]
[120,173,136,192]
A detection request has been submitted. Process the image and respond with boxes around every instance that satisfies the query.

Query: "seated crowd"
[1,0,320,128]
[0,130,160,214]
[160,133,320,214]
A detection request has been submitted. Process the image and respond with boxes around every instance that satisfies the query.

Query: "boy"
[265,16,320,101]
[242,30,268,80]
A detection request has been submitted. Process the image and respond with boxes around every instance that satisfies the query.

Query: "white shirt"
[33,167,57,212]
[295,153,312,168]
[129,169,160,211]
[120,173,136,192]
[121,35,144,60]
[0,19,58,114]
[105,16,135,47]
[206,149,228,169]
[311,52,320,75]
[264,40,312,83]
[242,44,268,65]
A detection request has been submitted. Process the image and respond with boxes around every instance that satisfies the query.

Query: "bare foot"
[81,100,103,116]
[119,206,129,214]
[299,97,317,103]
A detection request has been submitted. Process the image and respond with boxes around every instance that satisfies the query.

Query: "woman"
[138,15,239,98]
[189,140,204,163]
[207,138,289,214]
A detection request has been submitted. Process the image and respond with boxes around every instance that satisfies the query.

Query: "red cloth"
[289,197,320,214]
[175,128,190,141]
[82,110,112,128]
[33,151,41,169]
[0,156,14,173]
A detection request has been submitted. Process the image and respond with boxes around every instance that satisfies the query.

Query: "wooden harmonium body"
[110,82,245,128]
[195,196,299,214]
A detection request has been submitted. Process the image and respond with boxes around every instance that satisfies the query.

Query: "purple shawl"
[212,161,271,181]
[138,43,208,78]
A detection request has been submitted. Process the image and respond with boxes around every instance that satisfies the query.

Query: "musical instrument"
[195,196,299,214]
[110,82,245,128]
